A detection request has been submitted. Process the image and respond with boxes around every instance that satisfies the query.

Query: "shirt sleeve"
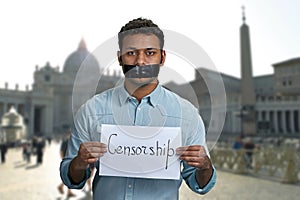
[60,156,91,189]
[180,102,216,194]
[59,102,93,189]
[182,162,217,194]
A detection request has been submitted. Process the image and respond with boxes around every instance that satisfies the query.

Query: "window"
[44,75,51,82]
[282,81,286,86]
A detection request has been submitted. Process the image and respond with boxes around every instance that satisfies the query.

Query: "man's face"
[118,33,165,85]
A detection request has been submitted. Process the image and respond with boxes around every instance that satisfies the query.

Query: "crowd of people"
[1,135,47,165]
[21,135,46,165]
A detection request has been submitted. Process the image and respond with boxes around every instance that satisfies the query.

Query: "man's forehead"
[122,34,160,49]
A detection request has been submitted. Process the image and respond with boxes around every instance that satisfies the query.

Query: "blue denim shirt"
[60,83,216,200]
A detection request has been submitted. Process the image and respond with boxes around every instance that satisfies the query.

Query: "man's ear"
[160,50,166,66]
[117,51,123,66]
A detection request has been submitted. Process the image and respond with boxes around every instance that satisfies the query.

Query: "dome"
[63,38,100,76]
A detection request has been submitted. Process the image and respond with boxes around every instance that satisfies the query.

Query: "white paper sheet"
[99,124,182,180]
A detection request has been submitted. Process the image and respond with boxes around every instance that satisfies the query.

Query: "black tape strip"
[122,64,160,78]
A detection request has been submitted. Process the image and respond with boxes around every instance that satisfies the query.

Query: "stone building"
[0,39,121,138]
[165,13,300,138]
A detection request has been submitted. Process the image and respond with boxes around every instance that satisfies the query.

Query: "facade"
[0,39,121,138]
[164,60,300,138]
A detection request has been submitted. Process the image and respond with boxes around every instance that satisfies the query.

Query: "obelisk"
[240,6,256,135]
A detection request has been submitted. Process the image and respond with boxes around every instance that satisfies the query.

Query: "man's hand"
[75,142,107,169]
[69,142,107,184]
[176,145,211,170]
[176,145,213,188]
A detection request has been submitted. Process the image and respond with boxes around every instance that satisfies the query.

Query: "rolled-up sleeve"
[60,157,91,189]
[59,103,92,189]
[182,164,217,194]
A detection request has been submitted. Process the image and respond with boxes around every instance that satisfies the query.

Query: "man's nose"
[136,52,146,66]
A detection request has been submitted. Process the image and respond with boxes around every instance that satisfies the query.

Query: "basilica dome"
[63,38,100,76]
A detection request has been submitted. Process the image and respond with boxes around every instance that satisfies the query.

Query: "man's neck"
[124,79,158,102]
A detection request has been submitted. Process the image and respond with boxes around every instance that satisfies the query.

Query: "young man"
[60,18,216,199]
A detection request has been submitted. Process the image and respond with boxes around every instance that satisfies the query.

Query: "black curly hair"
[118,17,164,50]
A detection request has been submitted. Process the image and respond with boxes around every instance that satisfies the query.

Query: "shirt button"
[128,184,132,188]
[137,108,141,111]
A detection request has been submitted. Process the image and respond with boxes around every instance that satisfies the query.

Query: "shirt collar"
[116,84,131,106]
[146,83,162,107]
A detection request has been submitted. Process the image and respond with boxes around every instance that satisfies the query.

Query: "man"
[243,137,255,169]
[58,130,76,197]
[0,141,7,164]
[60,17,216,199]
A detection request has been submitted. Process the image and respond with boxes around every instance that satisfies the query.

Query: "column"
[290,110,295,134]
[15,103,19,114]
[258,110,262,122]
[298,110,300,133]
[269,111,274,133]
[282,110,287,134]
[233,110,240,134]
[257,111,262,134]
[274,110,278,133]
[28,105,35,138]
[4,103,7,113]
[0,102,3,117]
[266,110,270,134]
[44,104,53,137]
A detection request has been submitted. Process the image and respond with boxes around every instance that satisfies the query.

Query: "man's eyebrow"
[124,47,159,50]
[145,48,159,50]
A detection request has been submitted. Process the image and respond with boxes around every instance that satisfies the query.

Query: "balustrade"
[210,145,300,184]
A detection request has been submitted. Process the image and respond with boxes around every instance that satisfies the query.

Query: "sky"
[0,0,299,90]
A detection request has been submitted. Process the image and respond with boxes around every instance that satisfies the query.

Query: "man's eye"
[126,51,135,56]
[146,51,156,56]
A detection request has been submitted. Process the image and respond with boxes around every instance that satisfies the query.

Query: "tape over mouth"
[122,64,160,78]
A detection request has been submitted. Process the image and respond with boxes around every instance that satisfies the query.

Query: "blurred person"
[58,130,76,197]
[0,141,8,163]
[47,136,52,146]
[22,141,32,163]
[36,136,45,165]
[243,137,255,169]
[232,136,243,150]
